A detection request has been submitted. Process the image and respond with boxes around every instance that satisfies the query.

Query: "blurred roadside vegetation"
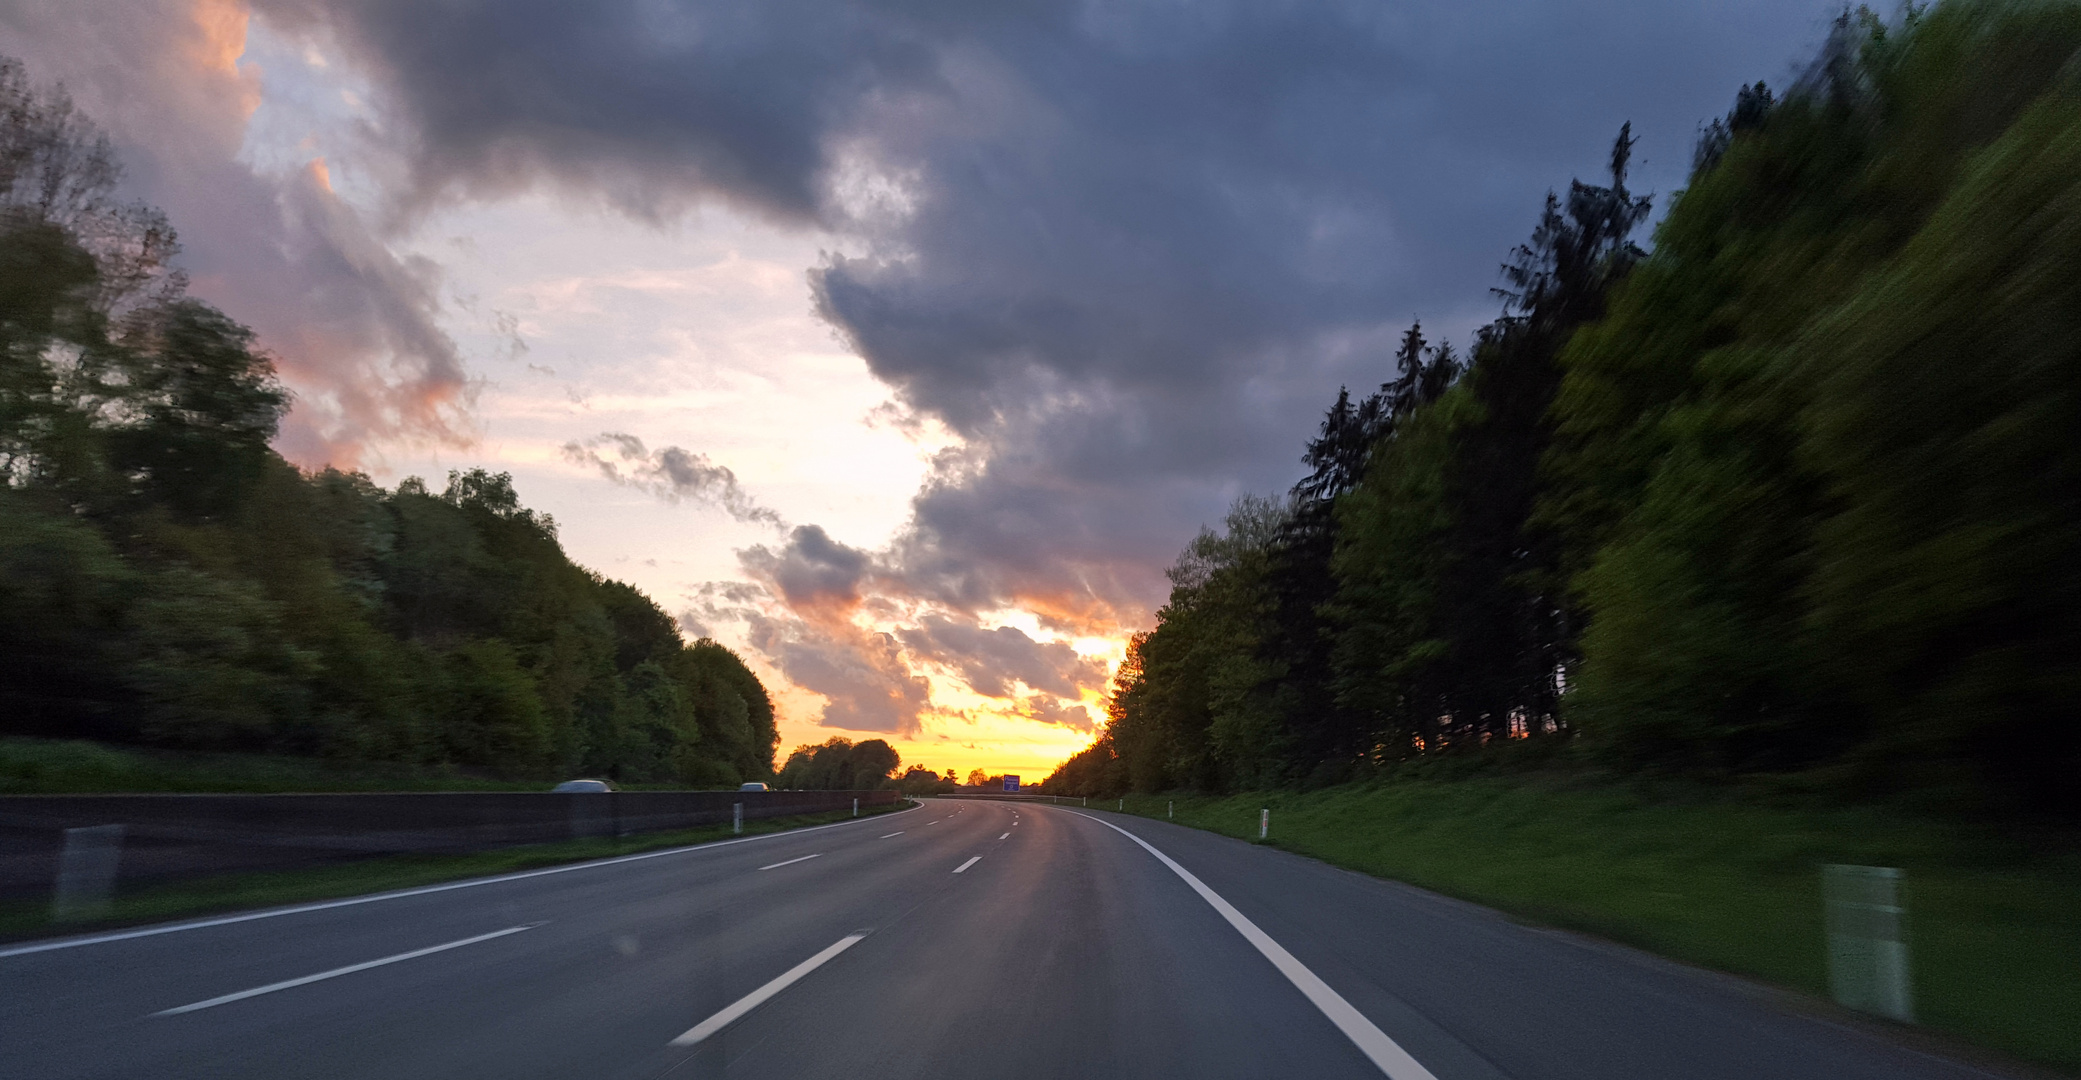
[1044,1,2081,820]
[0,737,538,793]
[1099,770,2081,1073]
[0,60,777,788]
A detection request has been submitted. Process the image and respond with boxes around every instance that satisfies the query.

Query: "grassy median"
[0,799,915,943]
[1098,779,2080,1074]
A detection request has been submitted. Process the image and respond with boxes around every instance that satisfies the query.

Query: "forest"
[0,59,778,786]
[1044,2,2081,815]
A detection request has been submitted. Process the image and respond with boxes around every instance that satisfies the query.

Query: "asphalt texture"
[0,798,2013,1079]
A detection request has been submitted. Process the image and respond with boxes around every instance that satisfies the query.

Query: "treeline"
[1045,3,2081,813]
[775,737,901,790]
[0,60,777,786]
[772,738,972,794]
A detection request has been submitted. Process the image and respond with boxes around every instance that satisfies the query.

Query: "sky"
[0,0,1839,780]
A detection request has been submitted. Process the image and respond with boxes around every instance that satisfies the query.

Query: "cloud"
[738,525,874,616]
[238,0,1829,622]
[563,433,783,526]
[734,527,925,731]
[895,614,1103,699]
[743,610,931,734]
[1016,695,1095,733]
[731,529,1104,732]
[0,0,471,469]
[247,0,946,224]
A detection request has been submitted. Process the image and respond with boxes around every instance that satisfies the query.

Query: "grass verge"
[1096,780,2080,1075]
[1,799,914,943]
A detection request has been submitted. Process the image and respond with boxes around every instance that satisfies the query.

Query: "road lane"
[1044,806,2007,1080]
[2,798,962,1078]
[671,798,1378,1080]
[0,797,2017,1080]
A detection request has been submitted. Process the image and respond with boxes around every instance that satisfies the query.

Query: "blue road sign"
[1003,775,1020,792]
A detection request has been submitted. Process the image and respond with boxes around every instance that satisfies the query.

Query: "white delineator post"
[1118,797,1124,811]
[1168,801,1174,819]
[1259,809,1269,840]
[1825,865,1914,1023]
[733,802,743,835]
[52,824,124,922]
[852,798,859,817]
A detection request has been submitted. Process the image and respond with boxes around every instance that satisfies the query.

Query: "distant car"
[738,782,770,792]
[551,779,614,793]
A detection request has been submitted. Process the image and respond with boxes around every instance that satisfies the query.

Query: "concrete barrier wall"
[0,789,901,899]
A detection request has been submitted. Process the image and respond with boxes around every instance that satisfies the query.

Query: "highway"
[0,798,2009,1079]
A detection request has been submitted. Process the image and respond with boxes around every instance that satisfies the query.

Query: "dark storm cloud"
[227,0,1834,705]
[250,0,1835,618]
[250,0,948,223]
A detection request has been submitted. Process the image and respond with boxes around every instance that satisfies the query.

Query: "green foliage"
[1800,86,2081,803]
[1327,385,1480,754]
[0,71,777,787]
[774,736,901,790]
[1053,0,2081,814]
[1553,0,2081,806]
[896,764,956,795]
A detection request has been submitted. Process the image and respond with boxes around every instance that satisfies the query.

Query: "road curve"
[0,798,2001,1079]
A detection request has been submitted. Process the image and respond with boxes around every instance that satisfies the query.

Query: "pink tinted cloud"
[0,0,469,470]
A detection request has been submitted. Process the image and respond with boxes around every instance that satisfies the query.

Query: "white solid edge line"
[757,854,822,871]
[0,804,920,960]
[952,856,981,874]
[155,924,538,1016]
[1064,811,1439,1080]
[670,932,867,1046]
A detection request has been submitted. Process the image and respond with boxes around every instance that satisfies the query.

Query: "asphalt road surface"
[0,798,2012,1079]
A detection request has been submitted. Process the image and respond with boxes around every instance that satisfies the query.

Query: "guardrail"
[0,789,901,903]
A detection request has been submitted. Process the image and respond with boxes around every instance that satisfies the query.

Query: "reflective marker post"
[52,824,123,922]
[852,798,859,818]
[733,803,743,835]
[1259,809,1269,840]
[1168,801,1174,820]
[1825,865,1914,1023]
